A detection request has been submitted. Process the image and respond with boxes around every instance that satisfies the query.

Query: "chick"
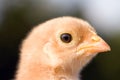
[15,16,110,80]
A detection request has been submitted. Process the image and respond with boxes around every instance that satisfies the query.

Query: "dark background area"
[0,0,120,80]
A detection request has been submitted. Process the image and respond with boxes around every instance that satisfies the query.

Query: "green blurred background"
[0,0,120,80]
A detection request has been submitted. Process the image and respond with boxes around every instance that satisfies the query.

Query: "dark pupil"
[60,33,72,43]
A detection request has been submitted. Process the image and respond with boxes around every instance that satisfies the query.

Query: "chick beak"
[78,35,111,54]
[89,35,111,53]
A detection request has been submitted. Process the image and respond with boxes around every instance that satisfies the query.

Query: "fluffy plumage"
[15,16,110,80]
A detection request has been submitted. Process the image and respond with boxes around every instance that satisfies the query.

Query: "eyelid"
[56,30,82,48]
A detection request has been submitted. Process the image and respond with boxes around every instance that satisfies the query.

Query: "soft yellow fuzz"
[15,16,110,80]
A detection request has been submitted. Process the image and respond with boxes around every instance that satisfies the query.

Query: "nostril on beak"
[91,36,100,42]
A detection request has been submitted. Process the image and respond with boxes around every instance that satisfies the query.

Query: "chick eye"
[60,33,72,43]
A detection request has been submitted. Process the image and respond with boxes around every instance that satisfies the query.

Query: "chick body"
[15,17,110,80]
